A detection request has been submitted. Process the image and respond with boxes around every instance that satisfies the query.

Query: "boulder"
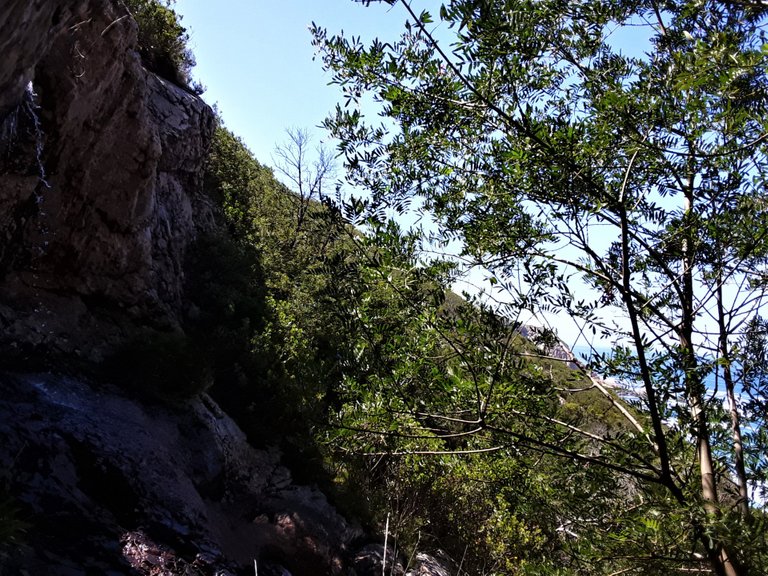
[0,371,362,575]
[405,552,455,576]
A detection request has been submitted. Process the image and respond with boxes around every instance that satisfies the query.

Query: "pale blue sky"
[174,0,411,164]
[173,1,650,168]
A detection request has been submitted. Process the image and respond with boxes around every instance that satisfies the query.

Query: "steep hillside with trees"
[2,1,767,575]
[313,1,768,574]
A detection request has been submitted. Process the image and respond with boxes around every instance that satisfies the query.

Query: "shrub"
[121,0,196,86]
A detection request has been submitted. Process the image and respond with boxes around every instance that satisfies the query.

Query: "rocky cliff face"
[0,3,367,574]
[0,0,215,362]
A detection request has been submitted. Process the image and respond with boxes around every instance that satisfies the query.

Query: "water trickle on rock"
[22,81,54,338]
[24,81,51,190]
[21,81,53,262]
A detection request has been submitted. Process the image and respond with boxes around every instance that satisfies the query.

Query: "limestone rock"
[405,552,455,576]
[0,1,83,120]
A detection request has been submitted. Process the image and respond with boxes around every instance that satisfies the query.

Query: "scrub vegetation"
[116,2,768,575]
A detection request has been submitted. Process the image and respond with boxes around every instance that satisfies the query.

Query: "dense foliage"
[189,122,623,573]
[192,125,351,468]
[121,0,196,87]
[313,0,768,574]
[318,220,649,574]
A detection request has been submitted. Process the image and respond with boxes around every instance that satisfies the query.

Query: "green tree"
[122,0,197,86]
[200,123,353,474]
[323,217,691,575]
[313,1,768,574]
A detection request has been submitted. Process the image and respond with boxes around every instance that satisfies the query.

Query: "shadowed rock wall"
[0,372,362,575]
[0,0,216,362]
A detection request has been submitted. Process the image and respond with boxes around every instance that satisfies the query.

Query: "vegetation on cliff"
[122,0,196,86]
[108,1,768,575]
[195,123,641,573]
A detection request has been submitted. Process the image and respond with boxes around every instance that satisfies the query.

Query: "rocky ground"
[0,371,361,575]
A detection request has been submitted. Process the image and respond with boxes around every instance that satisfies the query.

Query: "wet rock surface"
[0,1,84,120]
[0,372,362,575]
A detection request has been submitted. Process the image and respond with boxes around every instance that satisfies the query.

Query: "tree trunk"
[716,278,751,519]
[682,168,743,576]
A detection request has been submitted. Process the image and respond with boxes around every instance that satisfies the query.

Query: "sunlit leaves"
[314,1,768,573]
